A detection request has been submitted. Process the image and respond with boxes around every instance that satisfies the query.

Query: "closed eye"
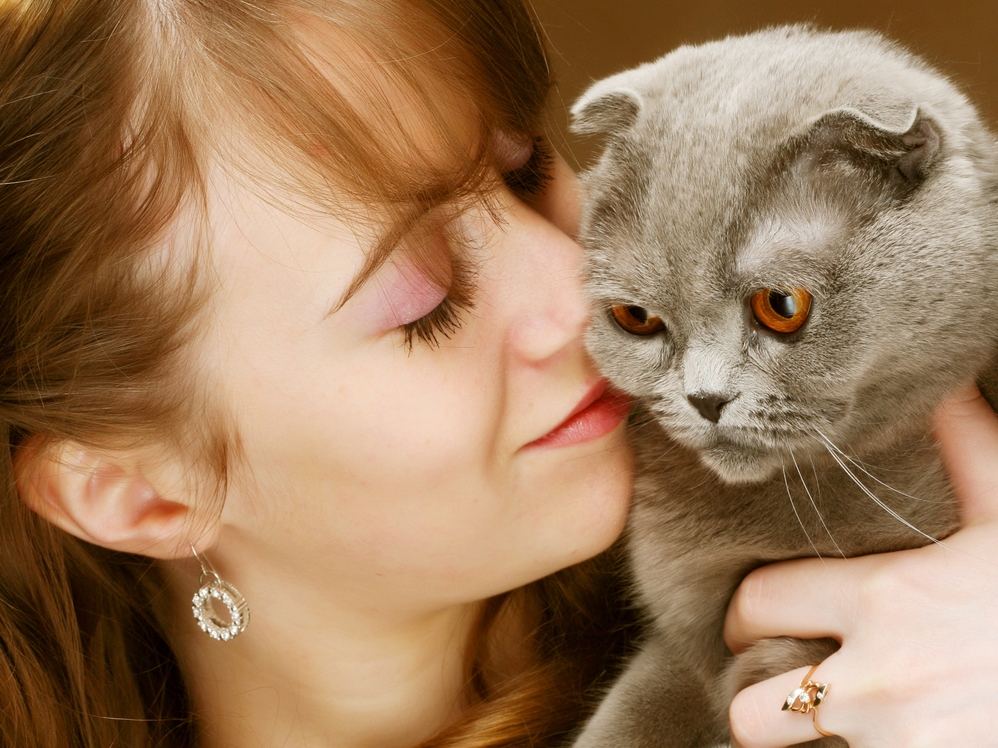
[502,136,554,198]
[401,255,477,351]
[402,135,551,350]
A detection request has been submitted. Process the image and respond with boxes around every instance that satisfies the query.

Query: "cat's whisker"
[634,450,676,474]
[627,430,691,474]
[817,437,947,548]
[790,448,846,559]
[813,427,948,505]
[781,455,824,561]
[807,452,825,517]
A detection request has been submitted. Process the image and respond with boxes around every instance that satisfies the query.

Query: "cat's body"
[570,27,998,748]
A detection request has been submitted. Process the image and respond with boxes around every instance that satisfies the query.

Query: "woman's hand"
[724,386,998,747]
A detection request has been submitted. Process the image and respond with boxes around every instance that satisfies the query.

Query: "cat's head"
[572,27,998,484]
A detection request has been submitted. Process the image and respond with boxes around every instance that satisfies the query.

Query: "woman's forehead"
[206,16,488,210]
[204,169,368,312]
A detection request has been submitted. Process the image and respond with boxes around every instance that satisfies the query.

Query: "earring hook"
[191,544,221,587]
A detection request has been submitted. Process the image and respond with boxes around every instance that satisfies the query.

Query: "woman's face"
[196,139,633,617]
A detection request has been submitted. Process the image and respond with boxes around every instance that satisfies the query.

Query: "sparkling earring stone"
[192,579,250,641]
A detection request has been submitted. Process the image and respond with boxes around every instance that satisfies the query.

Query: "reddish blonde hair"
[0,1,636,746]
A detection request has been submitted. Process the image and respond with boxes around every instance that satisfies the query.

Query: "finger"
[724,558,861,653]
[933,384,998,524]
[730,665,844,748]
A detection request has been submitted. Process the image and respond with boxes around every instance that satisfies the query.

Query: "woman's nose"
[503,206,591,365]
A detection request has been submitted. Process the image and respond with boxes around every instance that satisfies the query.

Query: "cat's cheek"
[583,321,672,399]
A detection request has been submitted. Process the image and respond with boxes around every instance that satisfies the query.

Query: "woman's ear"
[14,441,211,559]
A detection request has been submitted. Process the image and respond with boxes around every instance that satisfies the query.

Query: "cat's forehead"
[584,136,844,305]
[579,25,992,315]
[736,206,847,275]
[625,32,950,176]
[598,37,949,256]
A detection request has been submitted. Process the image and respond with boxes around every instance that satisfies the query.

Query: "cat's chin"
[697,446,783,485]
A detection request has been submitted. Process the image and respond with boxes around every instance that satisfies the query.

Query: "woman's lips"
[526,381,633,450]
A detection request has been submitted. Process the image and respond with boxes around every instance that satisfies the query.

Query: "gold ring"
[782,663,834,738]
[812,709,834,738]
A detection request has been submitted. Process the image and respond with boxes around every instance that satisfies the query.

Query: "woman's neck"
[162,558,480,748]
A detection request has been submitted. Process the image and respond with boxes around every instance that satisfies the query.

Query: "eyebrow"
[323,142,504,317]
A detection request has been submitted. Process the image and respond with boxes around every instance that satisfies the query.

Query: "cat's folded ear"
[796,105,941,197]
[571,75,643,137]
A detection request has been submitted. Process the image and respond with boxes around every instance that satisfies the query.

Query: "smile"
[526,381,633,450]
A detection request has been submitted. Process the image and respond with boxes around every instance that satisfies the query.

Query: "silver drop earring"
[191,545,250,641]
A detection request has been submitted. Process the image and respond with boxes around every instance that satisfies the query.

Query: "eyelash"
[401,137,554,351]
[502,136,555,198]
[401,255,477,352]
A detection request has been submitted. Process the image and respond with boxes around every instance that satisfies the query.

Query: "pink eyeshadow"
[373,259,448,330]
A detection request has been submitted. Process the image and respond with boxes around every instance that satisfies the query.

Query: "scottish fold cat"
[570,26,998,748]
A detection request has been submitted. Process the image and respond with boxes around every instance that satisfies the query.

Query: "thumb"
[933,384,998,525]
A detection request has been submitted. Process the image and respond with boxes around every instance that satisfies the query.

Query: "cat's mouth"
[671,422,810,452]
[648,397,855,483]
[669,427,817,484]
[696,438,788,484]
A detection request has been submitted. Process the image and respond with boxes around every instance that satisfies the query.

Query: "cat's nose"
[687,393,731,423]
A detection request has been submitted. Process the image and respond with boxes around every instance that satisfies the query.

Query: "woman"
[2,1,635,746]
[0,2,995,748]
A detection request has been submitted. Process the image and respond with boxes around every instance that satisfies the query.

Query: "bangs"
[158,0,552,290]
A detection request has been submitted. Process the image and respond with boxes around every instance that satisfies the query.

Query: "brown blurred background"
[532,0,998,168]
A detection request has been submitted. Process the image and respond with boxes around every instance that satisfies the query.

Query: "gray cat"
[570,26,998,748]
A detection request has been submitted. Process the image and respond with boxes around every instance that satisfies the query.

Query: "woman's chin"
[520,429,633,572]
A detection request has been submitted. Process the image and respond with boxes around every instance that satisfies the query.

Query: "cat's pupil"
[769,291,797,318]
[628,306,649,323]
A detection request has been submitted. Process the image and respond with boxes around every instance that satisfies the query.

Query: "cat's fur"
[570,26,998,748]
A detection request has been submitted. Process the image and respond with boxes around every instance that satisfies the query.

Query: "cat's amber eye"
[611,305,666,336]
[750,288,812,334]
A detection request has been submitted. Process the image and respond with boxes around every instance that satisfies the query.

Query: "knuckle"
[731,568,771,625]
[855,559,904,612]
[855,552,946,620]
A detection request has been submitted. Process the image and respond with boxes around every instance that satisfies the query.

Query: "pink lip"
[526,380,633,450]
